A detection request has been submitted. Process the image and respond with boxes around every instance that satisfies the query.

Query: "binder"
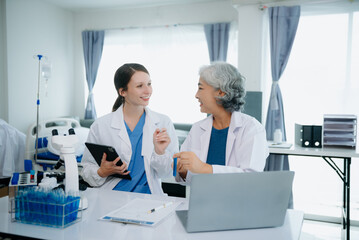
[295,124,310,147]
[312,126,322,148]
[295,124,322,148]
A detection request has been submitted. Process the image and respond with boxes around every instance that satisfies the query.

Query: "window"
[279,8,359,222]
[93,24,238,123]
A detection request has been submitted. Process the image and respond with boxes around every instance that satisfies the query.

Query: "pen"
[147,202,173,214]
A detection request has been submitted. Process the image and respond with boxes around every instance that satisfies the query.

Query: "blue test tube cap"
[24,159,33,171]
[173,157,177,177]
[11,172,20,185]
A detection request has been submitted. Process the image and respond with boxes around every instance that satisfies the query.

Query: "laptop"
[176,171,294,233]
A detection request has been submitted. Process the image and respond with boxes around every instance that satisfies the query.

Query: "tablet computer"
[85,142,131,180]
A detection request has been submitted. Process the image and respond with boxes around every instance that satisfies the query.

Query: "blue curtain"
[82,30,105,119]
[265,6,300,209]
[204,23,230,62]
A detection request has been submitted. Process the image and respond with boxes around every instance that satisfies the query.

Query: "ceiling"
[41,0,351,12]
[41,0,232,11]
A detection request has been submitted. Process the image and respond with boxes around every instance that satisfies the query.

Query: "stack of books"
[323,114,357,148]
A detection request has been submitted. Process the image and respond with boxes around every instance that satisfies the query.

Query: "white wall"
[0,0,7,121]
[236,5,270,122]
[1,0,267,133]
[236,5,266,91]
[72,1,240,117]
[4,0,75,133]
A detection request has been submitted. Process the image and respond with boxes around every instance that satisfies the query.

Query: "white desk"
[0,188,304,240]
[269,144,359,240]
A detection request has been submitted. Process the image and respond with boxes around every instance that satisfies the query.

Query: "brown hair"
[112,63,149,112]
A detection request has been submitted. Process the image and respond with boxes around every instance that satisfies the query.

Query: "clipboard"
[99,198,182,226]
[85,142,132,180]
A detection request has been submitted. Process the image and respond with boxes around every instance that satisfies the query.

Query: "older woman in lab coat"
[174,62,269,184]
[82,63,178,195]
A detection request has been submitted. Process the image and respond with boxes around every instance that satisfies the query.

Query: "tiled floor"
[300,220,359,240]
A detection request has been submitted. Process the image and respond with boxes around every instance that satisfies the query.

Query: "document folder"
[100,198,182,226]
[295,123,322,148]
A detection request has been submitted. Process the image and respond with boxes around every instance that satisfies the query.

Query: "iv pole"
[35,54,43,164]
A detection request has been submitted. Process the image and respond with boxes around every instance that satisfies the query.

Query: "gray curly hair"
[199,62,246,112]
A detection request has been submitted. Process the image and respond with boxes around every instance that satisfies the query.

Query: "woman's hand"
[153,128,171,155]
[173,151,213,177]
[97,153,130,178]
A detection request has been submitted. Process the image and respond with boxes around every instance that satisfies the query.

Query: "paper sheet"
[268,142,293,149]
[100,198,182,226]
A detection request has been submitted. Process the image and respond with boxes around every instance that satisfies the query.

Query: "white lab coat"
[176,111,269,184]
[81,106,179,195]
[0,119,26,178]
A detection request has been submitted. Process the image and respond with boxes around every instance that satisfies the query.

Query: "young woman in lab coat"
[174,62,269,183]
[82,63,178,194]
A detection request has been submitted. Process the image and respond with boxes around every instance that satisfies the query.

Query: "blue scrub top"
[113,112,151,194]
[206,127,229,166]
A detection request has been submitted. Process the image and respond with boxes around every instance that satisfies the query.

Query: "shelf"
[323,114,357,148]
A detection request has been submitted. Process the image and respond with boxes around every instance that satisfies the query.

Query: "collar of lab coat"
[198,111,243,164]
[198,111,243,132]
[110,105,160,159]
